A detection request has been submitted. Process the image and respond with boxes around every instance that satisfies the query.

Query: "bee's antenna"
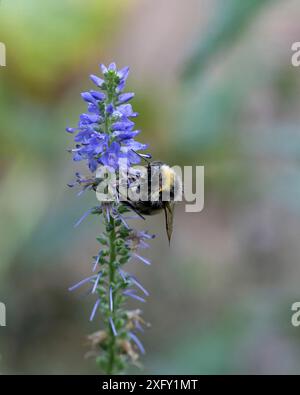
[131,149,152,165]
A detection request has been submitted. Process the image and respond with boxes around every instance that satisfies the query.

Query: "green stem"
[102,74,122,374]
[107,215,117,374]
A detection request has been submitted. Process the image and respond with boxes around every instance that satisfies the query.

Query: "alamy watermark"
[0,42,6,67]
[291,302,300,327]
[0,302,6,326]
[291,42,300,67]
[95,162,204,213]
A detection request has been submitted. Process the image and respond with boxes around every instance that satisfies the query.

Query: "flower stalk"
[107,215,117,374]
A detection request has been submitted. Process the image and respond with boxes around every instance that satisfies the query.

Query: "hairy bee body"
[123,161,181,242]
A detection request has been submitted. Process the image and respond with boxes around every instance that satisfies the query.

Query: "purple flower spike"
[67,63,148,174]
[129,332,145,354]
[67,62,156,371]
[90,298,101,321]
[109,317,118,336]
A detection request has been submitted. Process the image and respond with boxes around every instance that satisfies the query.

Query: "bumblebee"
[121,160,182,243]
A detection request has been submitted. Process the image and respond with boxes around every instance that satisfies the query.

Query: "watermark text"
[0,42,6,67]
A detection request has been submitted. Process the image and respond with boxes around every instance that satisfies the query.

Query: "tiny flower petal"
[116,79,126,93]
[81,92,96,103]
[117,66,129,80]
[129,331,145,354]
[118,92,135,104]
[79,113,101,124]
[87,103,99,114]
[130,276,149,296]
[74,208,93,228]
[90,90,106,101]
[112,120,135,131]
[117,104,137,118]
[66,127,76,133]
[113,130,140,140]
[92,272,102,294]
[123,290,146,303]
[100,64,108,74]
[108,62,117,71]
[90,298,101,321]
[109,317,118,336]
[134,319,144,333]
[117,269,127,283]
[106,103,114,115]
[68,275,96,292]
[92,252,102,272]
[133,253,151,266]
[90,74,104,87]
[109,286,113,312]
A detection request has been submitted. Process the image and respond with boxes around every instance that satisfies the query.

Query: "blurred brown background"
[1,0,300,374]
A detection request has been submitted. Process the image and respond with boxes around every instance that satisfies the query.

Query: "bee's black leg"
[122,202,146,220]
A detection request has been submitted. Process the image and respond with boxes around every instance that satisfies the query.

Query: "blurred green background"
[1,0,300,374]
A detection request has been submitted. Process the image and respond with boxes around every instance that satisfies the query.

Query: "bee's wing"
[164,202,174,244]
